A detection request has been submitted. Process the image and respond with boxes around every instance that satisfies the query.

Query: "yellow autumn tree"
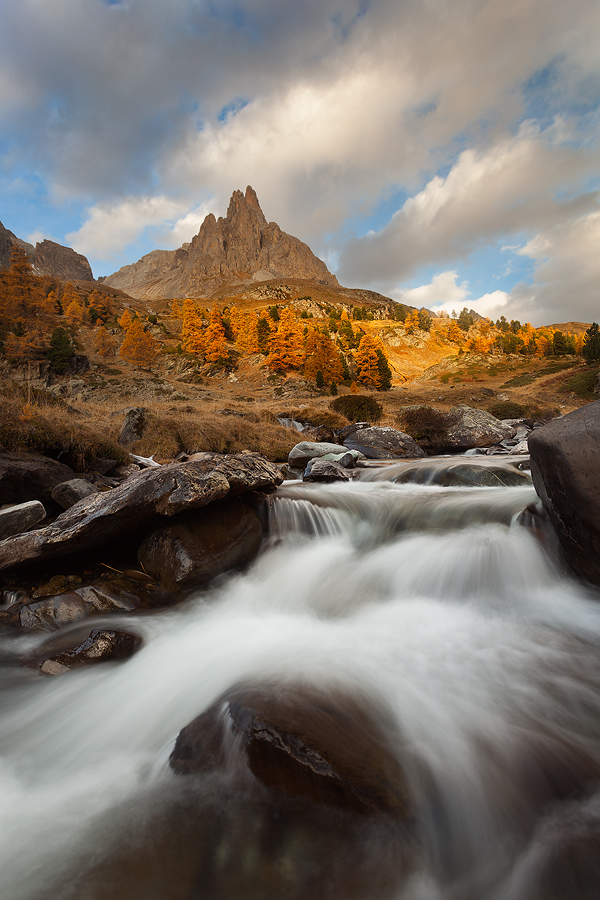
[95,325,116,358]
[266,306,304,373]
[171,299,181,319]
[119,318,158,369]
[236,310,260,354]
[354,334,382,389]
[119,309,133,330]
[303,328,343,383]
[65,299,84,323]
[0,246,56,359]
[204,307,229,363]
[228,305,242,339]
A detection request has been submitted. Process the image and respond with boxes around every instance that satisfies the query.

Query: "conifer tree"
[267,307,304,373]
[355,334,382,389]
[376,348,392,390]
[236,310,260,354]
[303,328,343,383]
[119,309,133,330]
[119,319,158,369]
[583,323,600,364]
[0,246,56,358]
[204,307,229,364]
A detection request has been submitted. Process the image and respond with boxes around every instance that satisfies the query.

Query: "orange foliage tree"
[119,319,158,368]
[204,307,229,363]
[0,246,57,360]
[303,328,343,383]
[236,310,260,354]
[266,307,304,373]
[354,334,382,389]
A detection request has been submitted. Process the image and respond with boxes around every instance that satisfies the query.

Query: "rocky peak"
[0,220,94,282]
[103,186,338,299]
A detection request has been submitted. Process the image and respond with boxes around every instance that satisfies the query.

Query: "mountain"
[102,186,338,300]
[0,220,94,282]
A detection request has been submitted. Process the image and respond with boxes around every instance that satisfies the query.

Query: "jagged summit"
[0,220,94,282]
[102,186,338,300]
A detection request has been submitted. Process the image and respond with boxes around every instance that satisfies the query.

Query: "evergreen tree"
[48,327,75,372]
[583,323,600,365]
[315,370,326,389]
[376,348,392,390]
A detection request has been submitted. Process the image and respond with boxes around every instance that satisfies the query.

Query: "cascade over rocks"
[138,500,263,590]
[170,681,412,821]
[343,426,426,460]
[529,401,600,586]
[0,452,282,573]
[103,186,338,300]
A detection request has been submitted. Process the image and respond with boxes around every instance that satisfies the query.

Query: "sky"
[1,0,599,326]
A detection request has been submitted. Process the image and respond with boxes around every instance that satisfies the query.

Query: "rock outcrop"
[0,221,93,280]
[343,426,426,460]
[529,402,600,586]
[103,186,338,299]
[0,452,282,573]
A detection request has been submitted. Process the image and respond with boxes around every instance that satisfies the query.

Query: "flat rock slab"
[0,452,282,573]
[529,401,600,586]
[288,441,350,468]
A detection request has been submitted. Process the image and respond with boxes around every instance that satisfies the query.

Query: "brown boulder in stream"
[170,681,411,820]
[529,401,600,586]
[138,499,263,590]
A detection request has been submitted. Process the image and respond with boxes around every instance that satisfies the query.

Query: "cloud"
[67,195,187,259]
[507,211,600,324]
[336,120,599,289]
[393,271,471,313]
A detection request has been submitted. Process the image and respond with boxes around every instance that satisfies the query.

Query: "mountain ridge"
[102,186,338,300]
[0,220,94,282]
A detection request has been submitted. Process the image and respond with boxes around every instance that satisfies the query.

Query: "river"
[1,454,600,899]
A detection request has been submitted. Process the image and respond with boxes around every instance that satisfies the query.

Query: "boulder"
[17,579,156,631]
[170,681,411,819]
[442,406,517,450]
[0,452,282,573]
[29,628,142,674]
[0,500,46,539]
[303,458,353,482]
[288,441,351,468]
[118,406,149,446]
[51,478,99,509]
[529,402,600,586]
[343,427,426,460]
[0,453,75,506]
[338,422,371,443]
[138,500,263,591]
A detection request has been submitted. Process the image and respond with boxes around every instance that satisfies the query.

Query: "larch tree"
[119,309,133,330]
[354,334,382,389]
[0,246,56,359]
[266,306,304,373]
[236,310,260,354]
[119,318,158,369]
[303,328,343,383]
[203,307,229,363]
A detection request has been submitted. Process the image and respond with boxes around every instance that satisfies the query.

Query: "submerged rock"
[529,401,600,586]
[170,681,411,820]
[28,628,142,674]
[138,500,263,591]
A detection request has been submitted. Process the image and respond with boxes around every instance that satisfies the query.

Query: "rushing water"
[1,455,600,899]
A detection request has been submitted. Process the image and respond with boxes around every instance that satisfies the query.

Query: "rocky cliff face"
[0,221,94,281]
[103,186,338,299]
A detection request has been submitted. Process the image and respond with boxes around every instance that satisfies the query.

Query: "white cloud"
[393,271,470,313]
[67,196,187,259]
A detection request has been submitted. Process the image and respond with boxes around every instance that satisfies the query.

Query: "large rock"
[170,681,411,820]
[303,458,353,482]
[50,478,99,509]
[0,453,75,506]
[16,580,156,631]
[0,452,282,573]
[343,427,426,460]
[529,402,600,586]
[0,500,46,539]
[288,440,351,468]
[118,407,148,446]
[103,186,338,300]
[441,406,516,450]
[138,500,263,590]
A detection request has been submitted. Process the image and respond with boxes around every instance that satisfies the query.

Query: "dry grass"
[0,382,127,470]
[274,405,350,430]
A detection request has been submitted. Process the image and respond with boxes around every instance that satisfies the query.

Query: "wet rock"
[170,682,411,820]
[0,500,46,539]
[529,401,600,586]
[51,478,99,509]
[118,407,149,446]
[0,453,75,506]
[343,426,426,460]
[442,406,517,450]
[0,452,282,573]
[394,463,531,488]
[288,441,350,468]
[18,579,156,631]
[138,500,263,591]
[19,591,92,630]
[30,628,142,674]
[303,459,353,482]
[33,573,82,598]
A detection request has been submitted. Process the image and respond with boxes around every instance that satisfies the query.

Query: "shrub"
[563,368,600,400]
[331,394,383,422]
[488,401,527,419]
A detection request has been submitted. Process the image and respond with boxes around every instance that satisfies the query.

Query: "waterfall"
[1,457,600,899]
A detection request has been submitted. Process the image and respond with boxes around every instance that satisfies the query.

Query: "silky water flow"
[1,455,600,899]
